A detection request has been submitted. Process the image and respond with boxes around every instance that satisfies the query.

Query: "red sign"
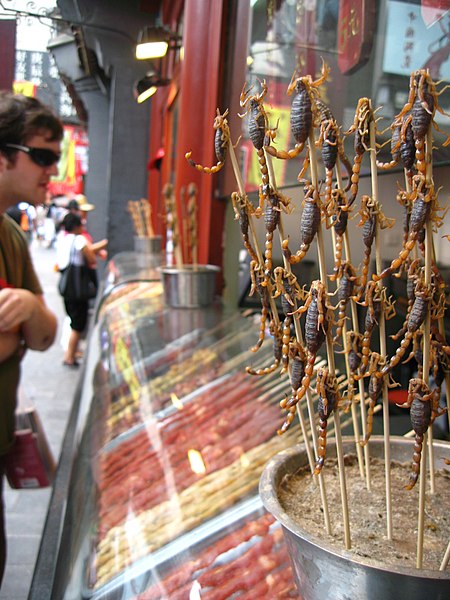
[421,0,449,27]
[337,0,376,74]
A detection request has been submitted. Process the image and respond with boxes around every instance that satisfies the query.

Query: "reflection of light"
[188,449,206,474]
[250,0,259,6]
[189,580,202,600]
[240,452,250,468]
[247,55,254,67]
[171,393,183,410]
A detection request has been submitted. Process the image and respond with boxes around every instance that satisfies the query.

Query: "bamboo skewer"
[308,130,350,549]
[187,183,199,269]
[331,162,365,482]
[369,108,393,541]
[416,129,435,569]
[439,540,450,571]
[265,152,332,536]
[227,137,281,332]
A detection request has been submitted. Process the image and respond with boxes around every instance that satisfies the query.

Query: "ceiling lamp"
[136,26,179,60]
[134,71,170,103]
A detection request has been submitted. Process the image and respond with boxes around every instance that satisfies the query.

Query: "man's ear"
[0,152,6,173]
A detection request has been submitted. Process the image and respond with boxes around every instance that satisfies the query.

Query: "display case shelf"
[30,253,298,600]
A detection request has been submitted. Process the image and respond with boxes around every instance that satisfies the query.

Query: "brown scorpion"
[246,319,283,376]
[376,117,415,187]
[325,188,352,278]
[239,79,272,215]
[278,280,332,433]
[282,183,322,265]
[345,97,374,206]
[360,353,397,446]
[278,342,308,434]
[331,261,359,343]
[356,281,396,377]
[373,176,445,281]
[356,195,395,293]
[231,192,259,264]
[404,378,444,490]
[265,60,330,162]
[314,367,341,474]
[315,98,352,205]
[380,276,432,377]
[395,70,450,178]
[185,108,230,173]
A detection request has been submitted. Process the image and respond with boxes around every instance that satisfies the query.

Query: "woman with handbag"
[56,213,107,367]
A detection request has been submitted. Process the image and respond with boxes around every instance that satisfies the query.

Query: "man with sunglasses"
[0,92,63,586]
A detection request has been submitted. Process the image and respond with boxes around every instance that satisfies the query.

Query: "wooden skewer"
[331,161,365,483]
[187,183,199,269]
[265,152,332,535]
[227,137,281,331]
[439,540,450,571]
[308,129,350,549]
[416,129,434,569]
[369,106,393,542]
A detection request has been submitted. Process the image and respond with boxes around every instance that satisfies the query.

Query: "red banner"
[48,125,89,197]
[338,0,376,74]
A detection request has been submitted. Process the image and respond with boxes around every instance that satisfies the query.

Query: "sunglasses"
[4,143,61,167]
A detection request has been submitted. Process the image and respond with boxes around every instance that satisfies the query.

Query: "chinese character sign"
[383,1,450,80]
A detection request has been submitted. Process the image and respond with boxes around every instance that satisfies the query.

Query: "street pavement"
[0,240,82,600]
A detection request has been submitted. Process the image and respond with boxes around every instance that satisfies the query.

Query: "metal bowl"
[159,264,220,308]
[260,436,450,600]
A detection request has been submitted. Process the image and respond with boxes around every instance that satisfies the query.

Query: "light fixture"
[134,70,170,103]
[135,26,180,60]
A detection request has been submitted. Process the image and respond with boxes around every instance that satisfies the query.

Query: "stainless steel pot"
[159,264,220,308]
[260,436,450,600]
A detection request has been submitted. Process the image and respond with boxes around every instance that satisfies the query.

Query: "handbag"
[58,237,98,301]
[4,388,56,489]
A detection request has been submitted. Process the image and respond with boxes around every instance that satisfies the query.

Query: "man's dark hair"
[62,212,82,233]
[0,93,64,161]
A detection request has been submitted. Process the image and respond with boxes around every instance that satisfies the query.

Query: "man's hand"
[0,289,57,351]
[0,288,35,332]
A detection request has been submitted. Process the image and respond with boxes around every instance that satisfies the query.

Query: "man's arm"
[0,289,57,351]
[0,330,21,362]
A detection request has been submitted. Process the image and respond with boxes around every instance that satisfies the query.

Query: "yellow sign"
[13,80,36,97]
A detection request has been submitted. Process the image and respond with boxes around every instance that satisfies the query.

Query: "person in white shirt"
[57,213,106,366]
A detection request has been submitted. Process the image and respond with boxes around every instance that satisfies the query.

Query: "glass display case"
[29,252,299,599]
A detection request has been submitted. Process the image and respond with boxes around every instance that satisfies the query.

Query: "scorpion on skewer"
[239,79,272,215]
[265,59,330,163]
[343,331,364,406]
[380,275,432,378]
[278,341,307,435]
[185,108,230,173]
[246,319,283,376]
[396,69,450,177]
[231,192,259,264]
[331,261,359,343]
[315,98,352,205]
[325,188,352,278]
[273,268,306,375]
[263,189,291,283]
[356,195,395,293]
[345,97,374,206]
[377,117,415,187]
[282,182,323,264]
[278,280,333,434]
[404,378,444,490]
[373,176,446,281]
[314,367,342,474]
[356,281,396,377]
[359,353,397,446]
[247,260,272,352]
[390,259,422,341]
